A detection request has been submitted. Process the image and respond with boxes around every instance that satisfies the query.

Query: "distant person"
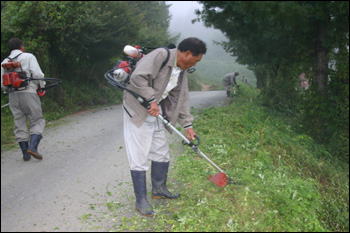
[242,75,248,84]
[1,38,46,161]
[299,73,309,90]
[222,71,239,97]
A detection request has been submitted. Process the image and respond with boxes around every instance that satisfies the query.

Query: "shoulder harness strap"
[160,47,170,71]
[8,53,22,61]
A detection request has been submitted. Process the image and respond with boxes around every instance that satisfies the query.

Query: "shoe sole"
[136,208,154,217]
[152,196,167,199]
[26,150,42,160]
[152,195,180,200]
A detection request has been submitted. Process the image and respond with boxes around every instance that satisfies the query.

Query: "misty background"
[167,1,256,87]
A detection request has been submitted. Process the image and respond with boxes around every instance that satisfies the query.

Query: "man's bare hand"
[147,102,159,117]
[185,128,196,141]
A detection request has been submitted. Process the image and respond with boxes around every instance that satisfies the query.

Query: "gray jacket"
[222,72,238,86]
[123,48,194,130]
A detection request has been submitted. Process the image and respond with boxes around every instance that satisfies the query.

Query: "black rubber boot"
[130,170,154,217]
[26,134,43,160]
[151,161,180,199]
[226,91,231,97]
[19,141,31,161]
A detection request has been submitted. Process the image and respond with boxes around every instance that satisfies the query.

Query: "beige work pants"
[123,109,170,171]
[9,92,45,142]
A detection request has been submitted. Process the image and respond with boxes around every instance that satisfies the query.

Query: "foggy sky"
[168,1,255,82]
[167,1,227,49]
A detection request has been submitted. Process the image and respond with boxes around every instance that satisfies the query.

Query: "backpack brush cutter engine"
[104,45,235,187]
[2,62,62,109]
[1,76,62,109]
[2,73,62,93]
[2,61,62,95]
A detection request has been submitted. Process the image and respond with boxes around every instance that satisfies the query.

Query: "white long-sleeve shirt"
[1,49,45,94]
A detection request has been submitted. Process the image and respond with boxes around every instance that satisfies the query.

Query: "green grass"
[112,83,349,232]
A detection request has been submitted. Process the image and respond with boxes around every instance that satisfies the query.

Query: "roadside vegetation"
[114,83,349,232]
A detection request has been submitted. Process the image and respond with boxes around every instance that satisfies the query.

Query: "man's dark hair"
[8,38,23,52]
[178,37,207,56]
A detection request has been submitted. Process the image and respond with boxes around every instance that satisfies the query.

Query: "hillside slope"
[117,83,349,232]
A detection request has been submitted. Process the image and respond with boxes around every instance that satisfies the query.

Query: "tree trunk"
[314,26,329,95]
[315,48,328,95]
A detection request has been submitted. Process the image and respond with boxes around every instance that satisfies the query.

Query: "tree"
[195,1,349,94]
[1,2,142,78]
[125,1,180,48]
[1,1,177,108]
[195,1,349,160]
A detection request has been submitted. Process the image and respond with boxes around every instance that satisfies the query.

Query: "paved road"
[1,90,226,232]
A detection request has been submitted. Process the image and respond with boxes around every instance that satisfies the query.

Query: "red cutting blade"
[208,172,228,187]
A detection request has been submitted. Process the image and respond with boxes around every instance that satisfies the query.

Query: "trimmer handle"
[137,96,151,110]
[182,134,201,147]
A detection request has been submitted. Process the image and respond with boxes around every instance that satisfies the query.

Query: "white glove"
[113,69,129,82]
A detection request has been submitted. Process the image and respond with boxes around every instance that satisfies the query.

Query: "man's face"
[181,51,203,70]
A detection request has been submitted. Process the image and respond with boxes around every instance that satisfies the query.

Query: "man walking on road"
[1,38,46,161]
[123,37,207,217]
